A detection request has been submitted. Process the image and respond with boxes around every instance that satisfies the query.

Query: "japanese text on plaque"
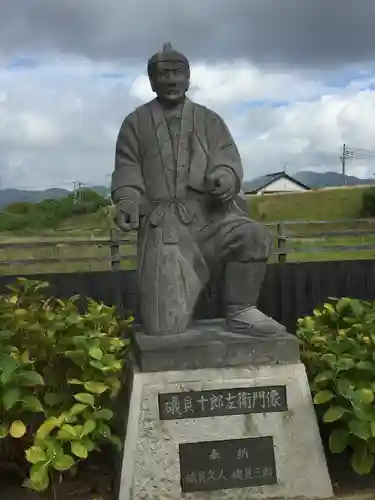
[179,436,277,493]
[159,385,287,420]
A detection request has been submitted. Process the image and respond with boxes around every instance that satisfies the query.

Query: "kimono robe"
[111,98,272,335]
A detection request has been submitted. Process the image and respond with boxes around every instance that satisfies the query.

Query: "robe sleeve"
[206,109,243,193]
[111,110,145,203]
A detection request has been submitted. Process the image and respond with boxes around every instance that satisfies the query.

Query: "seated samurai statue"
[111,43,285,337]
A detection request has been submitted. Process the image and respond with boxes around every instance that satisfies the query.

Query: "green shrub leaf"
[93,408,114,421]
[0,353,19,384]
[10,420,27,438]
[67,403,88,418]
[336,357,356,372]
[313,390,334,404]
[81,419,96,437]
[44,392,64,406]
[82,437,96,452]
[36,416,64,440]
[71,442,88,459]
[74,393,95,407]
[67,378,83,385]
[297,296,375,476]
[0,278,128,494]
[26,446,47,465]
[335,378,354,398]
[29,463,50,492]
[329,428,350,453]
[3,388,21,410]
[89,347,103,361]
[16,370,44,386]
[52,454,75,472]
[323,406,348,423]
[57,424,77,440]
[357,361,375,372]
[84,381,109,394]
[351,441,374,475]
[349,420,371,441]
[109,435,123,452]
[368,438,375,454]
[0,424,9,439]
[353,404,375,423]
[314,371,335,385]
[321,353,337,366]
[352,389,374,405]
[22,395,44,413]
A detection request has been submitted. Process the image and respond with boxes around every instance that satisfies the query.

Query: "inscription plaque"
[179,436,277,492]
[158,385,287,420]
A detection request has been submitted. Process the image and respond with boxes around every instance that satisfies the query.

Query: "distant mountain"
[293,171,375,189]
[2,171,374,210]
[0,185,110,210]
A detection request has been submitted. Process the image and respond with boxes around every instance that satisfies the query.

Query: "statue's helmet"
[147,42,190,77]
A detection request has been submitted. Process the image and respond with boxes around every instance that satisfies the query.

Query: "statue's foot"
[226,306,286,337]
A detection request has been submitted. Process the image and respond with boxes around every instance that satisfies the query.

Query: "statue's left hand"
[205,166,236,202]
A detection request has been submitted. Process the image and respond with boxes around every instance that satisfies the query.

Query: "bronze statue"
[111,43,285,337]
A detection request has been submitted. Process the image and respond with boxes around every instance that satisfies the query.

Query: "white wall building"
[244,171,311,195]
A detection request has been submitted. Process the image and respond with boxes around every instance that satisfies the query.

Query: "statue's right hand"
[115,199,139,232]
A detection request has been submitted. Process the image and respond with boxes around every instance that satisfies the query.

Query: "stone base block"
[118,362,333,500]
[133,319,300,372]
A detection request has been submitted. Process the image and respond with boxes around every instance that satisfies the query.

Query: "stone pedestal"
[118,320,333,500]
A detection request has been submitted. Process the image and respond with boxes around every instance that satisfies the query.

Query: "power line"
[5,180,75,191]
[340,144,375,185]
[4,178,110,191]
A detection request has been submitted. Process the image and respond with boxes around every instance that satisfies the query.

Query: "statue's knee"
[241,222,273,258]
[140,299,191,336]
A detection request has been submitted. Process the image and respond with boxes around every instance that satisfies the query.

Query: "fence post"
[110,228,124,317]
[276,222,287,263]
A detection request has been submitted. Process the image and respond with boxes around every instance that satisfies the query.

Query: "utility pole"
[339,145,375,185]
[340,144,357,186]
[340,143,347,186]
[78,182,82,203]
[73,181,82,204]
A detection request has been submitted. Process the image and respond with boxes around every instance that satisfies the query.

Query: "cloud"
[130,61,375,179]
[0,57,141,188]
[238,89,375,179]
[1,0,375,189]
[1,0,375,68]
[1,54,375,189]
[131,62,329,106]
[0,0,375,188]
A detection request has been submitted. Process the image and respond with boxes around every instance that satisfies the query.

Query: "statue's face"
[150,61,190,104]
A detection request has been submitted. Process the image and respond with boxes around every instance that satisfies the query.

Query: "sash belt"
[146,199,195,227]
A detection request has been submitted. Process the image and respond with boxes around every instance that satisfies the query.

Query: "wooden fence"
[0,218,374,332]
[272,218,375,263]
[0,230,135,269]
[0,218,374,269]
[1,258,375,333]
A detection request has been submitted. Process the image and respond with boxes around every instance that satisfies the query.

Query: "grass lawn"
[247,185,370,222]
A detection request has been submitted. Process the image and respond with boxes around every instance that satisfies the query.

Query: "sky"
[1,0,375,190]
